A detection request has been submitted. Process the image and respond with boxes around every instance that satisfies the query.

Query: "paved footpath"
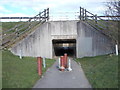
[33,58,92,88]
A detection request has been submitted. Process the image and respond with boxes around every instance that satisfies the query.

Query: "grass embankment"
[2,22,20,31]
[2,50,55,88]
[2,22,40,49]
[0,50,2,89]
[76,54,119,88]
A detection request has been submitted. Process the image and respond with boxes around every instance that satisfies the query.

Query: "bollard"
[37,57,42,76]
[19,49,22,59]
[43,57,46,68]
[68,59,72,71]
[115,44,118,55]
[58,57,61,69]
[63,56,65,68]
[60,56,65,71]
[64,53,68,68]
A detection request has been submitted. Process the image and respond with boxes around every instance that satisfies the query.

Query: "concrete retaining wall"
[77,21,115,58]
[11,20,115,58]
[11,22,52,58]
[11,21,77,58]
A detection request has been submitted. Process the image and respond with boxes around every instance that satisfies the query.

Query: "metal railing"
[79,7,118,44]
[1,8,49,49]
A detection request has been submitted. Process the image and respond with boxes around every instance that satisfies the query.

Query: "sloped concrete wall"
[11,22,52,58]
[11,21,77,58]
[76,21,115,58]
[11,20,115,58]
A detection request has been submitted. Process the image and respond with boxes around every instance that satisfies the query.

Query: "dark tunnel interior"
[52,39,76,57]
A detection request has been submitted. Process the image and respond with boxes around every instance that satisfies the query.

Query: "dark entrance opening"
[52,39,76,57]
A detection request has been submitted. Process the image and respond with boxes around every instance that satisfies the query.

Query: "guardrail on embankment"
[1,8,49,49]
[79,7,119,45]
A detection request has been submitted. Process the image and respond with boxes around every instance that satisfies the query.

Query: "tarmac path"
[33,58,92,88]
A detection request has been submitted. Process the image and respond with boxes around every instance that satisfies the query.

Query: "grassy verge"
[0,50,2,89]
[2,50,55,88]
[76,54,118,88]
[2,22,20,31]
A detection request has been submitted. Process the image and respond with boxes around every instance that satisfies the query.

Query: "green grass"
[2,22,20,31]
[76,54,118,88]
[1,22,41,48]
[0,50,2,89]
[2,50,55,88]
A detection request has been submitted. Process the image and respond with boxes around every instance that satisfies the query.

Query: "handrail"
[1,8,49,49]
[79,6,118,44]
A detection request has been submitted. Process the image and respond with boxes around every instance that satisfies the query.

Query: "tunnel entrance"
[52,39,76,57]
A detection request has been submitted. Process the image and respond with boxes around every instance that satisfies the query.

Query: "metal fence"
[79,7,118,44]
[1,8,49,49]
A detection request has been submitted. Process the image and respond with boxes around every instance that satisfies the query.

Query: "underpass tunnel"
[52,39,76,57]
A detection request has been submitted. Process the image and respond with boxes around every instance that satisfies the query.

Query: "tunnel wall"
[10,20,115,58]
[77,21,115,58]
[11,21,77,58]
[11,22,52,58]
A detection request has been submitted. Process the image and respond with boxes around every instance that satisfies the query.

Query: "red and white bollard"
[60,56,65,71]
[64,53,68,68]
[37,57,42,76]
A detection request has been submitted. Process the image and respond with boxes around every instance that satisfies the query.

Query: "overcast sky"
[0,0,109,21]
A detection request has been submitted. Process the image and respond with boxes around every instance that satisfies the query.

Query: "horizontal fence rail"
[1,8,49,49]
[0,17,41,19]
[79,7,119,44]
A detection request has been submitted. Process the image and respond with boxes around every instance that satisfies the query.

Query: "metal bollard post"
[64,53,68,68]
[68,59,72,71]
[115,44,118,55]
[43,57,46,68]
[37,57,42,76]
[60,56,65,71]
[58,57,61,69]
[19,49,22,59]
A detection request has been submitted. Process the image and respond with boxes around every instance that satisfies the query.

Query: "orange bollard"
[37,57,42,76]
[64,53,68,68]
[63,56,65,68]
[60,56,65,71]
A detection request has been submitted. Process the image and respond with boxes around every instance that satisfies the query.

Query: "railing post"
[28,19,31,29]
[82,8,85,20]
[80,7,82,20]
[44,9,47,21]
[95,14,97,24]
[47,8,49,21]
[33,16,35,21]
[15,25,18,32]
[39,12,41,22]
[15,25,19,37]
[85,9,87,21]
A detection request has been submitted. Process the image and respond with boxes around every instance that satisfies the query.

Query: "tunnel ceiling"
[52,39,76,57]
[52,39,76,44]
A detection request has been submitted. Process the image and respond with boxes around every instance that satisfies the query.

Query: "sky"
[0,0,109,21]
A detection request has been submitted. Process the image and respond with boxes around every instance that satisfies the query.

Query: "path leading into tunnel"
[33,58,92,88]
